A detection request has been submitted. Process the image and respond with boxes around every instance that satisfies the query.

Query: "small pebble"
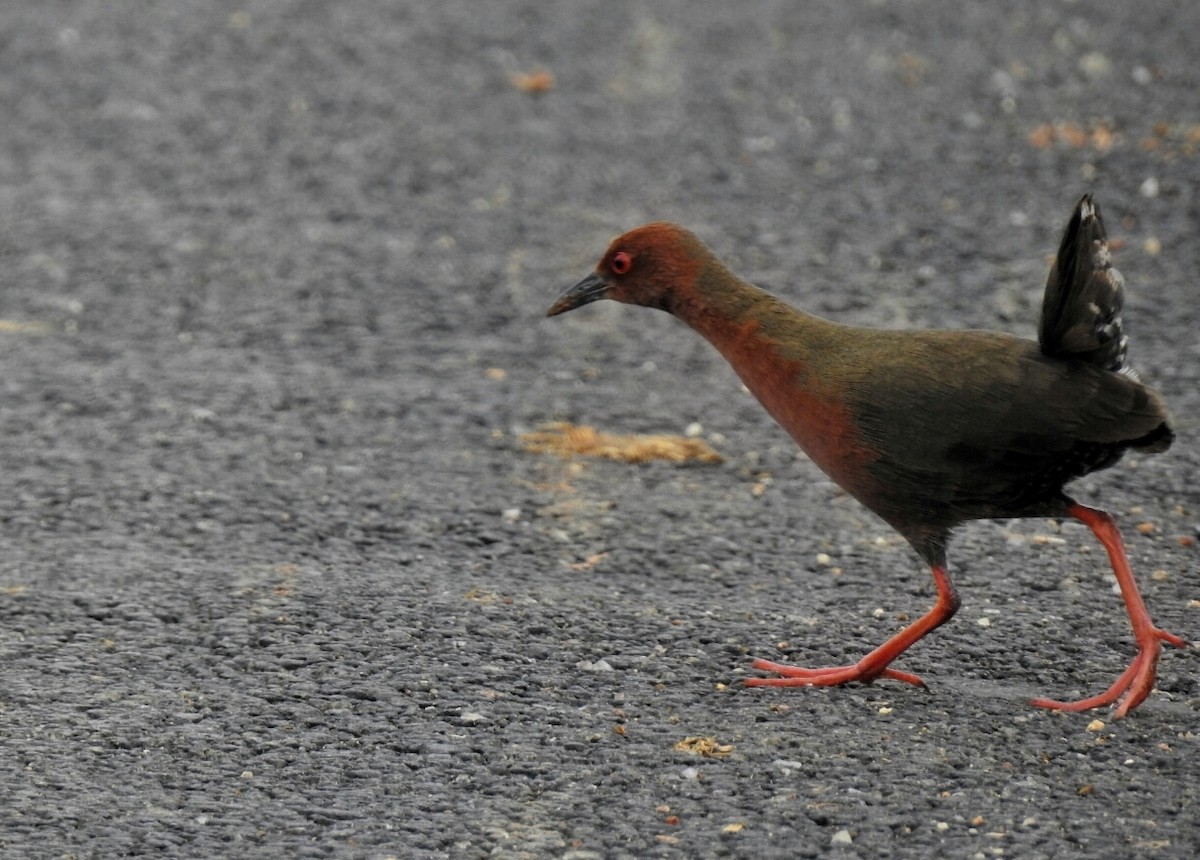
[1079,51,1112,79]
[577,659,614,672]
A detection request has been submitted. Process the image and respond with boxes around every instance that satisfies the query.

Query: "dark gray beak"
[547,271,610,317]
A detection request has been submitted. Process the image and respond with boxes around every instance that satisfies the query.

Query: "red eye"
[610,251,632,275]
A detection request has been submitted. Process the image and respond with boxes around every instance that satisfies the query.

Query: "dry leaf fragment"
[1029,123,1056,149]
[674,736,733,758]
[569,552,609,571]
[464,587,500,604]
[511,68,555,93]
[1027,120,1115,152]
[1058,122,1088,147]
[521,422,723,464]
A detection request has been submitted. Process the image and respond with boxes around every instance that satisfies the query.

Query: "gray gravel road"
[1,2,1197,858]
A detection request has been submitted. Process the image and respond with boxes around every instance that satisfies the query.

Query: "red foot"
[745,564,958,694]
[1031,502,1189,718]
[746,657,927,689]
[1031,628,1187,718]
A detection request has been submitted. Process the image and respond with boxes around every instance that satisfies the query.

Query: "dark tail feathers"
[1038,195,1132,375]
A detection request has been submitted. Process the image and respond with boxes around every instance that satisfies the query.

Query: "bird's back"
[844,195,1171,533]
[844,327,1169,531]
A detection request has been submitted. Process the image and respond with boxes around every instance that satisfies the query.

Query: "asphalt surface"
[1,2,1198,858]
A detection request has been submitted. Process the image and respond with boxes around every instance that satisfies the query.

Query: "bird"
[546,195,1185,718]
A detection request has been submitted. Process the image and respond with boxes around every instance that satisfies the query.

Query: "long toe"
[747,657,927,689]
[1030,637,1174,718]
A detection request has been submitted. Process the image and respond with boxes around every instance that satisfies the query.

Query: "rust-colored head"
[547,222,713,317]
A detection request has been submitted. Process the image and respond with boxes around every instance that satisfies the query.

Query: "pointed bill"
[547,272,610,316]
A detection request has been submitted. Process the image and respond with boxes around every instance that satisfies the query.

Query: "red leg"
[746,564,959,691]
[1030,502,1187,718]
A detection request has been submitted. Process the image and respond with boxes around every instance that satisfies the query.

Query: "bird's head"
[547,222,712,317]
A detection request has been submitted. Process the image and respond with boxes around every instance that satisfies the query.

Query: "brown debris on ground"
[510,68,555,94]
[521,422,723,465]
[673,736,734,758]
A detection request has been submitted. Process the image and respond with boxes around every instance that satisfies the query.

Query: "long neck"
[667,264,879,491]
[670,262,833,377]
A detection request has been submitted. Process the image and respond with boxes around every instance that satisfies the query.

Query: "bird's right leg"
[1030,501,1186,718]
[746,564,960,690]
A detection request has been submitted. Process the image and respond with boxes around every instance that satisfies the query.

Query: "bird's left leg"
[747,562,960,690]
[1030,501,1187,718]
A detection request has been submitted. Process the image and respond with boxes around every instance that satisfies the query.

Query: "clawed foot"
[745,657,927,690]
[745,565,958,695]
[1031,628,1188,719]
